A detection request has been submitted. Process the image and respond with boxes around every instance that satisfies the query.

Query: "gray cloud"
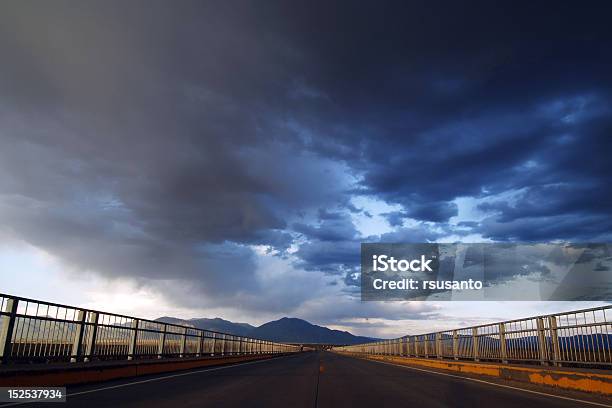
[1,1,611,331]
[0,1,354,312]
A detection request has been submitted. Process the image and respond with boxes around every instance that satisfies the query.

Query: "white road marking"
[365,357,612,407]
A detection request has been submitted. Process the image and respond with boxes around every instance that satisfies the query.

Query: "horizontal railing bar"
[8,315,246,341]
[355,307,612,340]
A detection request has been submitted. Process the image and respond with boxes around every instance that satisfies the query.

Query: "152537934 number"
[1,387,66,402]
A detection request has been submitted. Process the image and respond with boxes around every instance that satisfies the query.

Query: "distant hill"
[154,316,375,345]
[155,316,256,337]
[251,317,375,345]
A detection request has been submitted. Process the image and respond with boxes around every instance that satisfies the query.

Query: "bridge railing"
[333,305,612,368]
[0,293,302,364]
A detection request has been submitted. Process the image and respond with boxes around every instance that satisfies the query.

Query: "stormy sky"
[1,1,611,337]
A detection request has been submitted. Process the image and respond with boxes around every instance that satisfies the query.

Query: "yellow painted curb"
[338,352,612,395]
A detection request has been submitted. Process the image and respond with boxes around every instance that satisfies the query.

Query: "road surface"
[7,352,609,407]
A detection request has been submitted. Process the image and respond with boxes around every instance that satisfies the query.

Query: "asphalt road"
[12,352,609,408]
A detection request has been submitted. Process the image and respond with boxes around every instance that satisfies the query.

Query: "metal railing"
[0,293,302,364]
[332,305,612,368]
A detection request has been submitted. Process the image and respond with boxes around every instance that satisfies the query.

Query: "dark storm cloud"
[294,223,444,279]
[474,110,612,241]
[1,0,612,311]
[0,0,353,308]
[382,201,457,225]
[271,2,612,236]
[382,212,406,228]
[293,212,358,242]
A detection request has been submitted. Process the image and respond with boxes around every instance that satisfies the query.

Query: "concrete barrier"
[0,354,291,387]
[338,353,612,395]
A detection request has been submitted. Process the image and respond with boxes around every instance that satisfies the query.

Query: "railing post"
[423,336,429,357]
[195,330,202,357]
[536,317,548,365]
[452,330,458,360]
[220,334,226,356]
[157,324,167,359]
[210,333,216,356]
[548,316,561,367]
[499,323,507,364]
[435,333,442,359]
[0,298,18,364]
[179,327,187,358]
[128,319,139,361]
[70,309,86,362]
[472,328,479,362]
[239,337,243,355]
[84,312,98,362]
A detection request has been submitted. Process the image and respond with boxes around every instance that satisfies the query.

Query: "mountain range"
[155,316,376,345]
